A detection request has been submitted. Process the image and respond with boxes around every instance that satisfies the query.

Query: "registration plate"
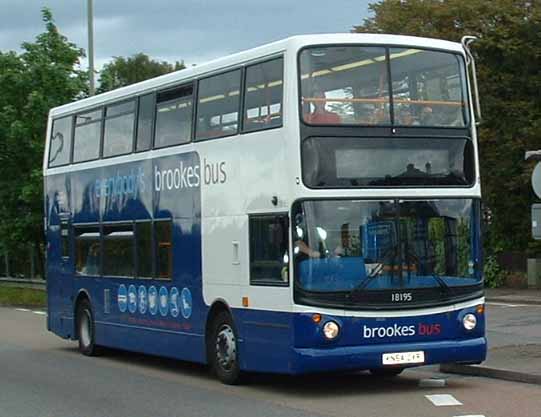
[382,351,425,365]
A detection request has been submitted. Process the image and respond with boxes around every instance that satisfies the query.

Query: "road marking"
[419,378,446,388]
[487,302,538,308]
[425,394,462,406]
[32,311,47,316]
[453,415,486,417]
[15,308,31,312]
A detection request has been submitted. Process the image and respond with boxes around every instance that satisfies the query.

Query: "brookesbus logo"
[154,159,226,192]
[362,323,441,339]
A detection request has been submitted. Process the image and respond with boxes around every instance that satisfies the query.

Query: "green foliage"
[354,0,541,255]
[0,8,86,270]
[97,53,185,93]
[483,255,506,288]
[0,285,46,307]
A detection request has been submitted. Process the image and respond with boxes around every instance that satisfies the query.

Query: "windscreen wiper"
[353,263,385,292]
[352,247,398,293]
[431,274,451,294]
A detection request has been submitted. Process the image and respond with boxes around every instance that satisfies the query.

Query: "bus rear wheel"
[76,299,99,356]
[208,311,242,385]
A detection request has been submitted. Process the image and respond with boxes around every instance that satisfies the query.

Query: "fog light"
[462,313,477,330]
[323,321,340,340]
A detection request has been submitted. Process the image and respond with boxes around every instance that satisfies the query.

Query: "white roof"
[49,33,464,118]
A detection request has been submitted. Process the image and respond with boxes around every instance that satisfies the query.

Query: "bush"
[484,255,506,288]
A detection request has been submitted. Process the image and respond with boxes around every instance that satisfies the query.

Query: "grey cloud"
[1,0,371,67]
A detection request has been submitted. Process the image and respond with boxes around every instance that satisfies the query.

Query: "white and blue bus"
[44,34,486,384]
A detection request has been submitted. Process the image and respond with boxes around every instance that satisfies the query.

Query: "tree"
[97,53,185,93]
[0,8,86,276]
[354,0,541,255]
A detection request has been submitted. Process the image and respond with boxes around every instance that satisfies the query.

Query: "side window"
[103,224,134,277]
[154,85,193,148]
[103,100,136,158]
[155,220,172,280]
[135,221,153,278]
[49,117,73,167]
[249,214,289,285]
[196,69,241,140]
[136,93,155,152]
[73,109,103,163]
[75,226,101,276]
[243,58,284,132]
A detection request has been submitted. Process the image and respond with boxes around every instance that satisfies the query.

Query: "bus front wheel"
[208,311,242,385]
[76,299,99,356]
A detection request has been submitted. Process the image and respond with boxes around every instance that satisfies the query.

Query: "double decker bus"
[44,34,485,384]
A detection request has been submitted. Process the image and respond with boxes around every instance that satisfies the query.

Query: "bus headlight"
[323,321,340,340]
[462,313,477,330]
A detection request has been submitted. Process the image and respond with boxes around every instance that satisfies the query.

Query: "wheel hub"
[216,325,236,371]
[80,310,91,348]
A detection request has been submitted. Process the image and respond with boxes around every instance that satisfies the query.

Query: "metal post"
[4,252,9,277]
[87,0,95,96]
[30,245,35,279]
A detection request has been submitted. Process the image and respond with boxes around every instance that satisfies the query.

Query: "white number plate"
[382,351,425,365]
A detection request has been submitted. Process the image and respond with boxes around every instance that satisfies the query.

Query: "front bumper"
[291,337,487,374]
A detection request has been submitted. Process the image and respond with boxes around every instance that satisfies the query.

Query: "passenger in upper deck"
[304,89,342,125]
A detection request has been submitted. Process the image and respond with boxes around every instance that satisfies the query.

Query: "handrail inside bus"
[461,36,482,125]
[302,97,464,107]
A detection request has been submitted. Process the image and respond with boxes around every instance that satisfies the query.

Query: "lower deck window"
[155,220,172,279]
[103,224,134,277]
[136,221,153,278]
[75,226,100,276]
[72,220,173,280]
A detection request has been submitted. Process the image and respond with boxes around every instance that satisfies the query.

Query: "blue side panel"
[233,308,294,373]
[46,151,207,363]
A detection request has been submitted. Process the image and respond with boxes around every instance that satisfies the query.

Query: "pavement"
[441,287,541,385]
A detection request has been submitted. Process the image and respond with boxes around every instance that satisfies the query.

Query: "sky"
[0,0,371,71]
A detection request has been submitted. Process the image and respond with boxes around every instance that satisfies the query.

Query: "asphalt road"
[485,301,541,347]
[1,305,540,417]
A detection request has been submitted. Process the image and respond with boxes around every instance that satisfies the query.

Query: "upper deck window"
[243,58,284,132]
[390,48,468,127]
[300,47,390,126]
[103,100,135,158]
[155,85,193,148]
[196,70,241,140]
[136,94,155,152]
[299,46,468,128]
[48,116,73,167]
[73,108,103,163]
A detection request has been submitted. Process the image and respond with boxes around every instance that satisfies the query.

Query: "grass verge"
[0,285,46,307]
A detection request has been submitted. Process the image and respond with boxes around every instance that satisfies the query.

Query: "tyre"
[76,299,99,356]
[369,367,404,377]
[208,311,242,385]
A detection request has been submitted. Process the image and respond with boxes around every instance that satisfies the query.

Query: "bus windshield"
[299,46,468,127]
[293,199,481,308]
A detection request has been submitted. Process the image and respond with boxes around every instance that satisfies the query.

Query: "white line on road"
[32,311,47,316]
[453,415,486,417]
[425,394,462,406]
[15,308,31,312]
[487,302,539,308]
